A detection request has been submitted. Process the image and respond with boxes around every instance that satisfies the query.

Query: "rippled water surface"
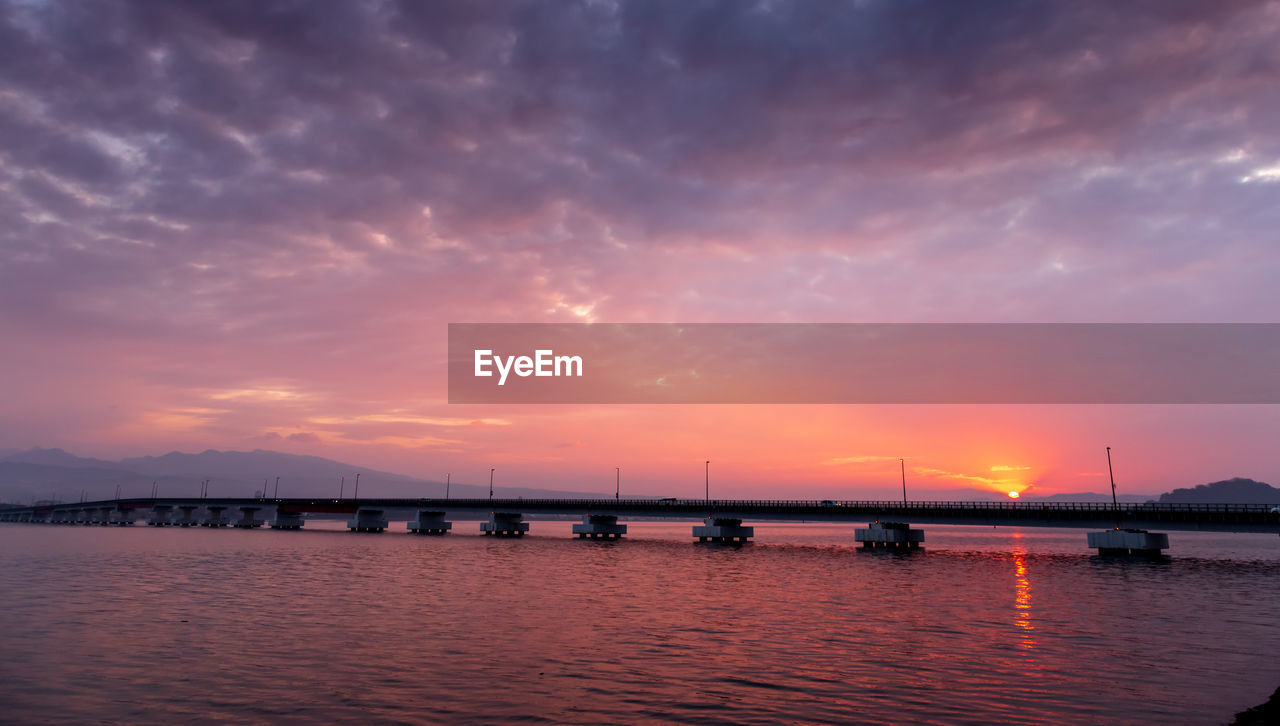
[1,521,1278,724]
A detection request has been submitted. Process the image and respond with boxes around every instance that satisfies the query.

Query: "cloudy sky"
[2,0,1279,497]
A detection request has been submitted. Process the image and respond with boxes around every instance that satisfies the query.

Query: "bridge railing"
[389,498,1279,514]
[3,497,1278,515]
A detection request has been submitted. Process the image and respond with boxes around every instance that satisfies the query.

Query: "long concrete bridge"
[2,497,1277,554]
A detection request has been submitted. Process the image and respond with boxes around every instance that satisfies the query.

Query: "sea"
[1,521,1277,724]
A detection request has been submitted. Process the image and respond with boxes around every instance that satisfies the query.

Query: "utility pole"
[705,461,710,505]
[900,458,907,505]
[1107,446,1120,529]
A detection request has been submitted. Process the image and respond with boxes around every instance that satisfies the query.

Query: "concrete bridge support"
[572,514,626,540]
[174,505,201,527]
[109,509,136,526]
[855,522,924,550]
[693,517,754,543]
[271,510,304,530]
[147,505,174,526]
[1087,529,1169,556]
[348,508,389,533]
[201,506,230,527]
[407,510,452,535]
[481,512,529,537]
[233,506,266,529]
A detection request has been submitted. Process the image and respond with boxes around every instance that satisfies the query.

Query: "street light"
[900,458,907,504]
[274,476,280,499]
[1106,446,1120,529]
[354,473,361,500]
[446,472,451,500]
[616,467,620,501]
[705,461,710,504]
[489,468,495,501]
[339,475,345,499]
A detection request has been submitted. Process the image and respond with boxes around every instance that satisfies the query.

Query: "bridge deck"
[2,498,1277,533]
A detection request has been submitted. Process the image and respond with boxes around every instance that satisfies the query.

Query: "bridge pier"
[201,506,230,527]
[147,505,174,526]
[1087,529,1168,557]
[407,510,452,535]
[855,522,924,550]
[174,505,201,527]
[481,512,529,537]
[233,506,266,529]
[348,508,389,533]
[572,514,626,540]
[693,517,753,543]
[271,510,304,530]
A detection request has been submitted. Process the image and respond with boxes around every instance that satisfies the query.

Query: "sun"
[1007,491,1021,499]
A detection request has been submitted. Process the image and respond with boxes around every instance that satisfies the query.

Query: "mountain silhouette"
[1156,477,1279,504]
[0,447,599,504]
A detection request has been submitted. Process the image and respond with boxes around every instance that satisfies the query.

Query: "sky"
[2,0,1279,498]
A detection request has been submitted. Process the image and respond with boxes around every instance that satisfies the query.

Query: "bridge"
[2,497,1277,554]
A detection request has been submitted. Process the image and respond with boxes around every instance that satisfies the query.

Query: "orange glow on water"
[1013,549,1036,651]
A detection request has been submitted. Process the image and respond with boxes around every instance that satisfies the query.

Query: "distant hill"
[3,447,126,470]
[0,447,606,504]
[1157,478,1279,504]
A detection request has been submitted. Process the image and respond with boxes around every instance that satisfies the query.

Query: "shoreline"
[1232,686,1280,725]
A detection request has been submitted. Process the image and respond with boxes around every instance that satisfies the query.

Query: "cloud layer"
[2,1,1279,493]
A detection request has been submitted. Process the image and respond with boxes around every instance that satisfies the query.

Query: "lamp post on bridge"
[354,472,361,500]
[339,476,344,500]
[1106,446,1119,529]
[900,458,907,505]
[446,472,450,500]
[274,476,280,499]
[489,468,495,502]
[616,467,620,501]
[705,461,710,506]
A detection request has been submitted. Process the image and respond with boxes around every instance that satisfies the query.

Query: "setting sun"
[1008,491,1021,499]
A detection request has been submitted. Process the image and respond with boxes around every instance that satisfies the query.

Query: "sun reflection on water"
[1013,549,1036,650]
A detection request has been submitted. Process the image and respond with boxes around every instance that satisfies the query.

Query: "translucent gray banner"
[447,323,1280,404]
